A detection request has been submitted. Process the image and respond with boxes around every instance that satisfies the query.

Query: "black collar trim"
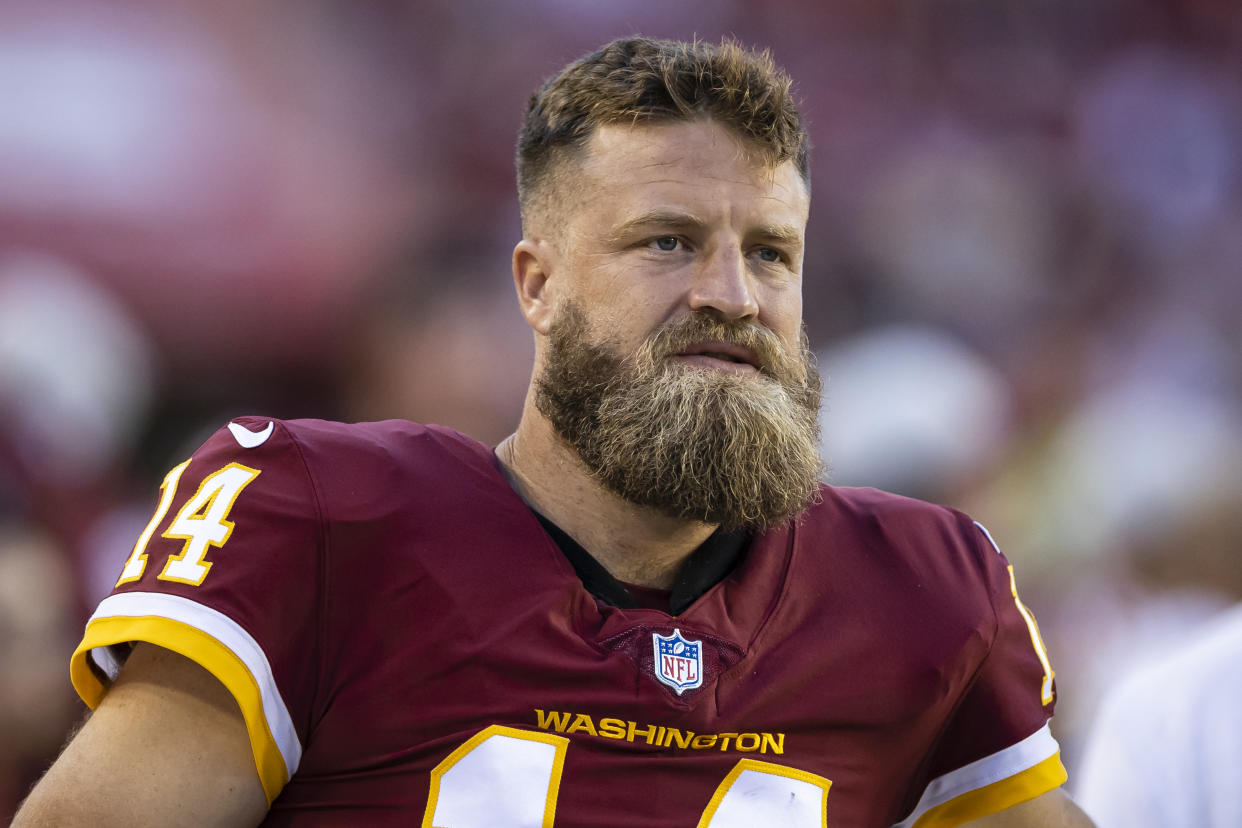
[533,512,747,615]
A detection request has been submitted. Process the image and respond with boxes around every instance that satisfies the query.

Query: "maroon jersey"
[72,417,1066,827]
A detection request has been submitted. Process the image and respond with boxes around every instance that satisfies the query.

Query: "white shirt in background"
[1076,604,1242,827]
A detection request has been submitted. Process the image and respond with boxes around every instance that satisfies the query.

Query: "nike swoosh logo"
[228,420,274,449]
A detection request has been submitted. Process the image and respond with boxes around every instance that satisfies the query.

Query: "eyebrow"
[608,212,804,251]
[607,211,707,243]
[753,224,805,252]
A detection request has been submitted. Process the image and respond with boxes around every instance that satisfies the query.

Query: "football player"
[16,37,1094,827]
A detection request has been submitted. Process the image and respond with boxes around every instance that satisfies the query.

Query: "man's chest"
[270,568,986,828]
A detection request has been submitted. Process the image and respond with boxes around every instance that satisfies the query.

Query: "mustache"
[638,313,795,380]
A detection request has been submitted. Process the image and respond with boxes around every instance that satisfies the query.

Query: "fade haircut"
[516,36,810,231]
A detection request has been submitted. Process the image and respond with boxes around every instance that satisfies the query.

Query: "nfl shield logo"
[652,628,703,695]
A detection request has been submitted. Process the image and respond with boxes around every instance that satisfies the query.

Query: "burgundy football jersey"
[72,417,1066,827]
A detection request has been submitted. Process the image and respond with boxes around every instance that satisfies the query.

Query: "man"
[16,38,1093,826]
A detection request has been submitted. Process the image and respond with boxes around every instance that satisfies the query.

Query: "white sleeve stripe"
[85,591,303,775]
[893,723,1060,827]
[973,520,1002,554]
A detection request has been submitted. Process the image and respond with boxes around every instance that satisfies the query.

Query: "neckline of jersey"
[531,511,748,616]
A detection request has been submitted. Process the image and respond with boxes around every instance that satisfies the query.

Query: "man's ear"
[513,238,558,335]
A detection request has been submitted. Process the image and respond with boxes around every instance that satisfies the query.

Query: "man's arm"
[962,788,1096,827]
[13,643,269,828]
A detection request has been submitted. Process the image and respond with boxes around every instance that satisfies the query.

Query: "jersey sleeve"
[69,417,323,805]
[895,522,1067,827]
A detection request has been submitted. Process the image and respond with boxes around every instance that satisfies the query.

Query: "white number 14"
[421,725,831,828]
[115,460,261,588]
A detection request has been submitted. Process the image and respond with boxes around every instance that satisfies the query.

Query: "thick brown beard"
[536,302,824,530]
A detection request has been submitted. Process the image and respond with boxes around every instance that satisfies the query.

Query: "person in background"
[1075,604,1242,827]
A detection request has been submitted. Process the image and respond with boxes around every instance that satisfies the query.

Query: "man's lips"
[673,341,763,374]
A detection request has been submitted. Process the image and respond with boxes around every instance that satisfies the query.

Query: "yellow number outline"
[158,462,262,586]
[697,758,831,827]
[422,725,569,828]
[116,460,192,587]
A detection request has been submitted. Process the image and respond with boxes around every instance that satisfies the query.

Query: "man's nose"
[687,246,759,320]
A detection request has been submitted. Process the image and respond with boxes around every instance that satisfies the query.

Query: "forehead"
[573,120,810,225]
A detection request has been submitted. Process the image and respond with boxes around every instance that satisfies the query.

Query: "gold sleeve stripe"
[69,592,302,805]
[893,723,1063,828]
[912,752,1067,827]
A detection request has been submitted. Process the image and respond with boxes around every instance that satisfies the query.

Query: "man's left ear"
[512,238,558,334]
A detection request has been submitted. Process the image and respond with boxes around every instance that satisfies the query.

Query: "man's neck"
[496,402,718,590]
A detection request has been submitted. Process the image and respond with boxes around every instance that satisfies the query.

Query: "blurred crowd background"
[3,0,1242,817]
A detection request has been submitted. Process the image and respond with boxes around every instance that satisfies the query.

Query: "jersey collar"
[532,511,747,615]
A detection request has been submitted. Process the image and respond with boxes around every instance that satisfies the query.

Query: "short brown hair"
[516,37,810,227]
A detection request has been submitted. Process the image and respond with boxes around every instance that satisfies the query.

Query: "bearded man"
[16,37,1094,827]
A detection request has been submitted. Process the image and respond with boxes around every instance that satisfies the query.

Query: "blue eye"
[654,236,680,251]
[757,247,782,263]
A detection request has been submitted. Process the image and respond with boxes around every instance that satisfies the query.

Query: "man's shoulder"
[228,416,493,476]
[272,416,486,456]
[783,483,994,588]
[802,482,973,536]
[201,416,503,517]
